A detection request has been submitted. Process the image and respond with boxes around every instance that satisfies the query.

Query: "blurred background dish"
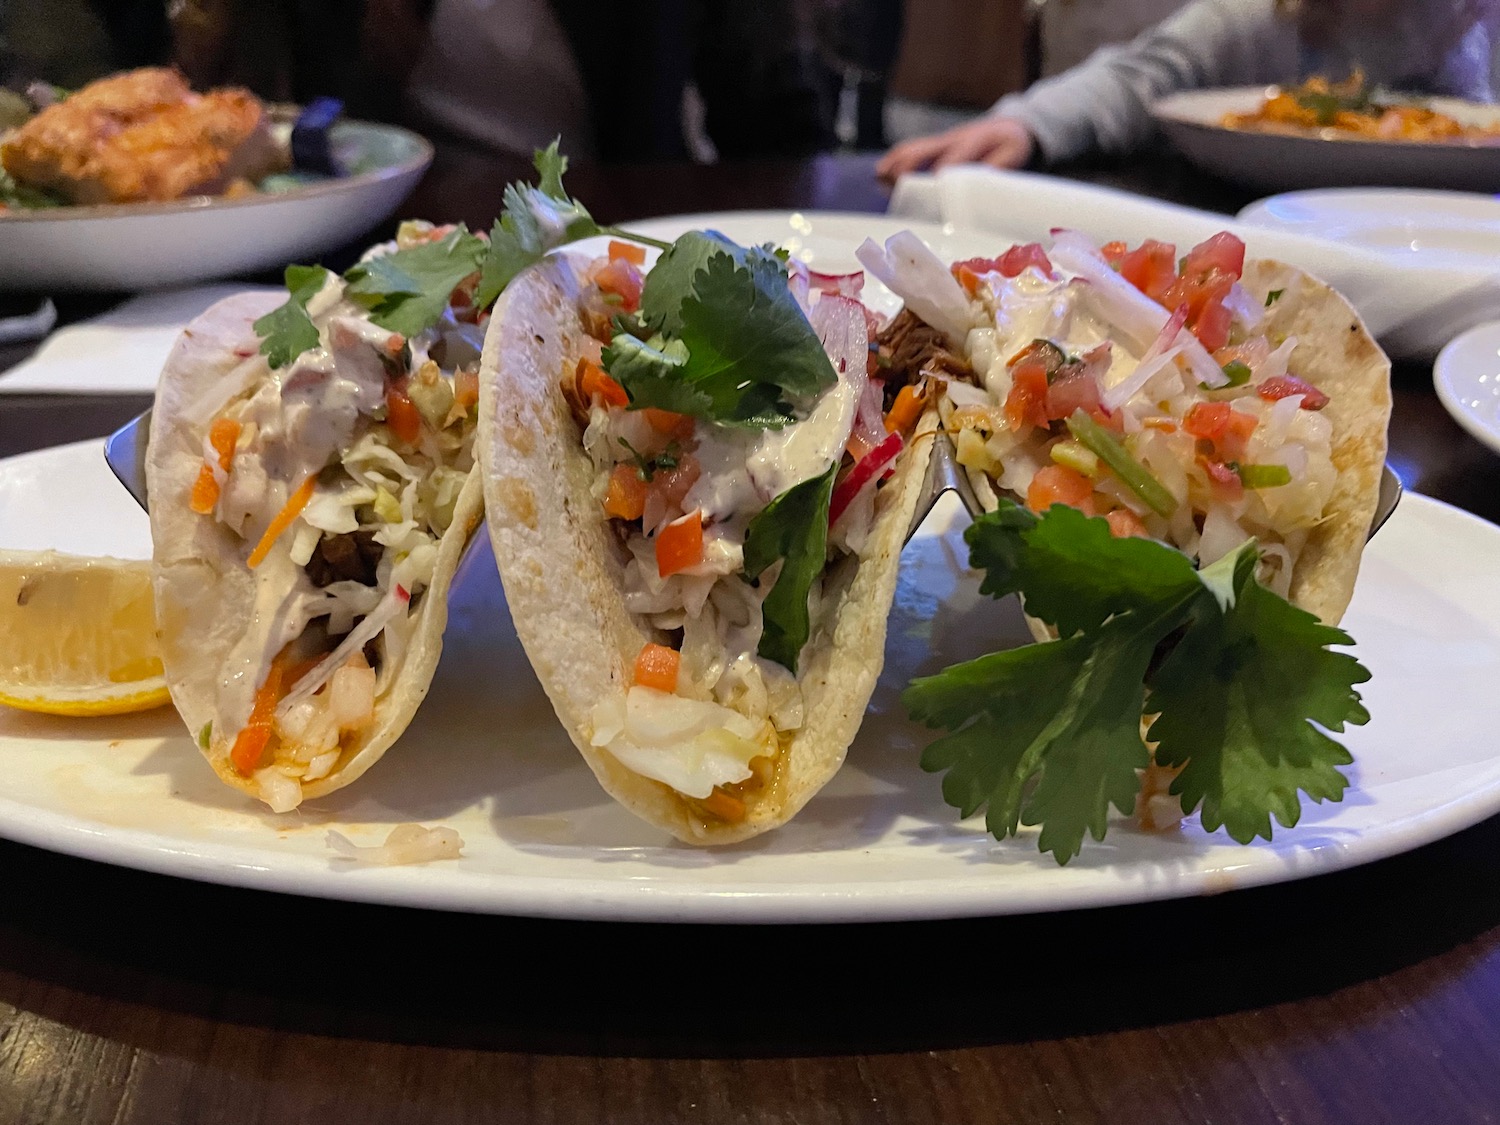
[1237,188,1500,271]
[1435,321,1500,456]
[0,112,431,291]
[1152,87,1500,191]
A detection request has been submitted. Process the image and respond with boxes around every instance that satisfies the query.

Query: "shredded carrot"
[189,463,220,514]
[209,417,240,470]
[700,788,746,823]
[247,474,318,569]
[230,655,286,775]
[884,382,930,435]
[608,240,647,265]
[633,643,681,693]
[454,367,480,413]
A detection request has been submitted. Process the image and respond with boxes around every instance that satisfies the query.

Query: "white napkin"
[889,166,1500,360]
[0,284,278,395]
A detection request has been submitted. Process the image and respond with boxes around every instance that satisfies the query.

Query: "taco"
[861,229,1390,628]
[479,234,937,843]
[147,224,487,811]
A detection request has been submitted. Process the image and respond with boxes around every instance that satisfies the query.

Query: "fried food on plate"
[1,67,285,205]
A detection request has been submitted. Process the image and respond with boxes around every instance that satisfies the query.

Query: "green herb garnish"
[902,501,1369,863]
[1218,360,1253,388]
[741,465,837,673]
[1265,288,1285,307]
[344,225,487,338]
[253,264,330,369]
[1064,409,1177,517]
[604,232,837,427]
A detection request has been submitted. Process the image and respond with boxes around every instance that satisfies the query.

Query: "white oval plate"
[3,210,1499,923]
[0,118,432,292]
[1238,188,1500,272]
[1152,87,1500,192]
[1435,320,1500,455]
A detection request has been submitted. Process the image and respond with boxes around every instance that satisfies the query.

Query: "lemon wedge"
[0,550,171,716]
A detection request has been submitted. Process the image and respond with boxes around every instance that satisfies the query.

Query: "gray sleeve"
[991,0,1295,163]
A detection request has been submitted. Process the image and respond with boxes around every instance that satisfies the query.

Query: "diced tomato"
[1200,456,1245,501]
[189,462,220,515]
[385,386,422,444]
[645,453,701,515]
[577,357,629,408]
[1106,508,1150,538]
[1181,232,1246,282]
[603,464,648,521]
[1044,368,1102,421]
[1100,240,1128,266]
[608,240,648,266]
[1183,401,1231,441]
[1192,299,1234,351]
[1257,375,1329,410]
[633,643,680,692]
[641,407,695,440]
[1118,240,1177,303]
[998,243,1055,278]
[1220,410,1259,461]
[1004,361,1050,432]
[656,510,704,578]
[595,258,644,312]
[1026,463,1095,515]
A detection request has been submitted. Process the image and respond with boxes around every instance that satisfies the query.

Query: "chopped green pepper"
[1235,463,1293,489]
[1065,410,1178,517]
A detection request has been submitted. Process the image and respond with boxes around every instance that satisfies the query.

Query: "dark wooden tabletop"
[3,146,1500,1125]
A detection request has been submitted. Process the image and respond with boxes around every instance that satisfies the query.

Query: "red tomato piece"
[1118,240,1177,303]
[1183,401,1231,440]
[1100,241,1128,266]
[1200,456,1245,501]
[1257,375,1329,410]
[998,243,1055,278]
[1044,368,1102,421]
[1219,410,1259,462]
[595,258,644,312]
[1027,464,1095,515]
[1181,232,1246,282]
[1004,361,1050,432]
[608,240,648,265]
[1106,508,1149,538]
[385,386,422,444]
[633,643,680,692]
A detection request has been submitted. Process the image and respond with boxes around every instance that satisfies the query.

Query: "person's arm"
[879,0,1294,179]
[998,0,1290,161]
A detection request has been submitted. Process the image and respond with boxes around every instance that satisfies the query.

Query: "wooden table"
[2,148,1499,1125]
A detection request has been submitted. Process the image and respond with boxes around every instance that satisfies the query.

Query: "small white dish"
[0,118,432,292]
[1435,321,1500,455]
[1238,188,1500,272]
[1152,87,1500,192]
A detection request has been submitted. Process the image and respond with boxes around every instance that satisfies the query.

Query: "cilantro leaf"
[1148,544,1367,844]
[476,140,600,308]
[967,501,1200,638]
[253,264,330,369]
[601,334,708,416]
[344,226,486,338]
[742,465,836,673]
[903,500,1371,864]
[608,235,835,426]
[639,230,741,336]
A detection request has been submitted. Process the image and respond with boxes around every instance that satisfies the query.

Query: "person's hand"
[876,116,1036,182]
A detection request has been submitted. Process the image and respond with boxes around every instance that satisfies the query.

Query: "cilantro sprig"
[603,231,837,426]
[903,501,1369,864]
[254,138,667,369]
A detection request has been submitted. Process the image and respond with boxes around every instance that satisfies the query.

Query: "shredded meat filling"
[305,530,382,588]
[875,308,973,411]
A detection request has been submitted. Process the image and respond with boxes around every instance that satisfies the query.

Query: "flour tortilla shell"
[972,258,1390,632]
[479,255,933,844]
[147,291,485,805]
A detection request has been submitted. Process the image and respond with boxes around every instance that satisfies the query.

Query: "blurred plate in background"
[1153,87,1500,192]
[1435,321,1500,455]
[0,118,432,292]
